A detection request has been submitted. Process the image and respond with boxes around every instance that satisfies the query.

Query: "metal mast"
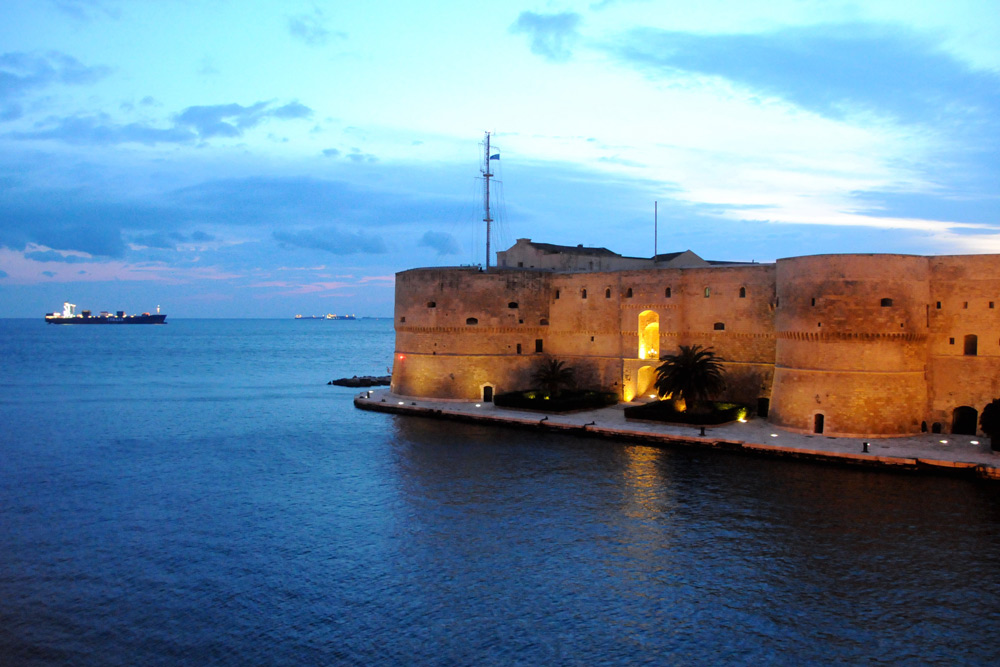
[483,131,493,270]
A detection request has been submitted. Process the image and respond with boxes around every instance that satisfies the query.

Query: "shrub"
[494,389,618,413]
[624,400,749,425]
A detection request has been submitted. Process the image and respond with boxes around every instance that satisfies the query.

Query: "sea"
[1,317,999,666]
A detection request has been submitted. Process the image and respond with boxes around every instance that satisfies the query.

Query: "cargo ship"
[45,302,167,325]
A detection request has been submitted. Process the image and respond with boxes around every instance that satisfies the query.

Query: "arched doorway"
[482,385,494,403]
[638,310,659,360]
[952,406,978,435]
[637,365,656,399]
[814,413,825,434]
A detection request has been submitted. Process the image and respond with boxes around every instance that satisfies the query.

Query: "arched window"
[665,287,672,298]
[638,310,659,360]
[626,288,633,298]
[964,334,978,356]
[466,317,478,325]
[555,290,560,299]
[713,322,725,331]
[582,289,587,299]
[881,298,893,307]
[739,287,746,298]
[605,288,611,298]
[508,302,518,309]
[814,414,825,434]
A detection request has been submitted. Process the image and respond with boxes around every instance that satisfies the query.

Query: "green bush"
[494,389,618,413]
[624,400,749,425]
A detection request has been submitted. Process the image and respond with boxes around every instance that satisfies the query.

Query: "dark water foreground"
[1,319,999,665]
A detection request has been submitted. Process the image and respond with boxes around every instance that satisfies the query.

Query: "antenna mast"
[482,131,493,270]
[654,200,658,260]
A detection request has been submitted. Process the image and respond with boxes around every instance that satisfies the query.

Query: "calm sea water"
[2,318,999,665]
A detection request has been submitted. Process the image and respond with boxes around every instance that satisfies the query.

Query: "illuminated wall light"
[475,404,481,408]
[398,401,405,405]
[939,439,948,444]
[770,433,778,438]
[972,440,980,445]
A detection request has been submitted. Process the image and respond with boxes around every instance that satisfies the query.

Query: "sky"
[1,0,998,318]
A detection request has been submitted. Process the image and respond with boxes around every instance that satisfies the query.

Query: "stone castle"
[391,238,1000,438]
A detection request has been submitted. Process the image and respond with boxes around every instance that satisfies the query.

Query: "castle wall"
[926,255,1000,431]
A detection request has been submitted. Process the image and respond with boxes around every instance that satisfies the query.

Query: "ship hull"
[46,315,167,325]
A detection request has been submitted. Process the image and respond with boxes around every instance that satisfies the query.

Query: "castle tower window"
[517,262,524,267]
[964,334,978,356]
[582,289,587,299]
[949,337,955,345]
[466,317,478,325]
[665,287,672,298]
[626,288,633,298]
[539,318,549,326]
[606,288,612,298]
[508,302,518,309]
[964,302,969,309]
[399,316,405,323]
[739,287,746,298]
[811,298,816,306]
[704,287,711,298]
[713,322,725,331]
[516,343,522,354]
[881,298,893,307]
[535,339,543,353]
[426,301,436,308]
[991,302,995,309]
[936,301,941,309]
[555,290,560,299]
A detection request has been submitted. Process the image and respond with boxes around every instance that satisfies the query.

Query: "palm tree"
[980,398,1000,451]
[532,358,576,398]
[654,344,726,411]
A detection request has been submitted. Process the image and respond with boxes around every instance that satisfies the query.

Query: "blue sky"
[1,0,998,317]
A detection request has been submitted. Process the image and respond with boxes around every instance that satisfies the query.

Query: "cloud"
[418,231,460,256]
[9,100,314,145]
[322,148,341,158]
[288,8,345,46]
[609,24,1000,128]
[24,249,91,263]
[48,0,120,22]
[41,270,56,277]
[509,11,581,62]
[0,269,8,278]
[273,228,387,255]
[0,51,110,120]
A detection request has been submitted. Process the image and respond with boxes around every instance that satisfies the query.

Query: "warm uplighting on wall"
[398,354,405,361]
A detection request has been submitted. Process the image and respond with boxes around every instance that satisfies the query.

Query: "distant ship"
[45,302,167,325]
[294,313,357,320]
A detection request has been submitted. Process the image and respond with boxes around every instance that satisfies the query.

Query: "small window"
[535,339,543,353]
[990,302,995,309]
[590,336,594,342]
[508,302,518,309]
[739,287,746,298]
[517,261,523,267]
[713,322,725,331]
[426,301,436,308]
[626,288,633,298]
[949,337,955,345]
[399,316,406,323]
[516,343,522,354]
[964,302,969,309]
[555,290,560,299]
[936,301,942,309]
[704,287,711,298]
[881,298,893,307]
[665,287,672,298]
[811,298,816,306]
[582,289,587,299]
[466,317,478,325]
[539,318,549,326]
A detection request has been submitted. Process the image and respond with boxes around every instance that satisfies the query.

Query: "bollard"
[699,426,706,436]
[863,441,869,453]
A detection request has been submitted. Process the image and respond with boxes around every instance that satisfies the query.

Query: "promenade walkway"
[355,389,1000,481]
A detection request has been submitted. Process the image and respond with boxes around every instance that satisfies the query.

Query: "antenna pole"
[654,200,658,260]
[483,131,493,270]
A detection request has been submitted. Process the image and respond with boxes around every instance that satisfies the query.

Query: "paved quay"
[355,389,1000,482]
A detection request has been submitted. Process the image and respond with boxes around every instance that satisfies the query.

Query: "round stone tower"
[770,255,930,437]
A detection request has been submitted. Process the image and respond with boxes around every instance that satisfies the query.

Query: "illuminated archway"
[638,310,659,360]
[637,365,656,399]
